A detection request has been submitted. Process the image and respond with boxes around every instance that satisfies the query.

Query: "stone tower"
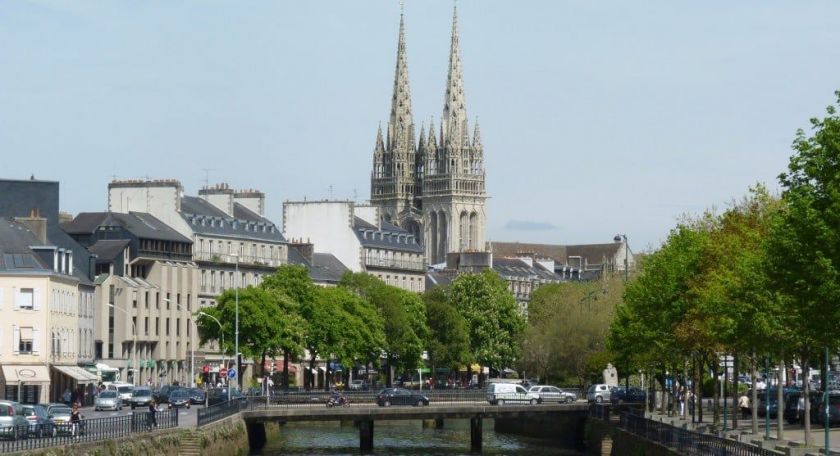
[370,5,486,265]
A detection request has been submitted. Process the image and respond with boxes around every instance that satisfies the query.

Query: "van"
[485,382,540,405]
[586,384,612,403]
[107,382,134,402]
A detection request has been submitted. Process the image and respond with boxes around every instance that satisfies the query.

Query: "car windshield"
[51,407,71,415]
[99,391,118,398]
[133,389,151,397]
[118,386,132,393]
[171,390,189,398]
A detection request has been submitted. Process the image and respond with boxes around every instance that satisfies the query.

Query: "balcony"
[364,256,426,272]
[194,251,285,268]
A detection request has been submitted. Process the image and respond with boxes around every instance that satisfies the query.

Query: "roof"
[287,247,349,284]
[425,270,455,288]
[490,241,622,269]
[353,217,423,253]
[0,218,50,272]
[64,212,190,243]
[180,196,285,243]
[88,239,131,261]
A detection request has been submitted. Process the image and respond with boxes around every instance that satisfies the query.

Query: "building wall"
[108,181,193,238]
[283,201,363,272]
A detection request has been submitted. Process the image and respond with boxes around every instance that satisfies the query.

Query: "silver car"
[95,390,123,411]
[0,401,29,440]
[528,385,576,403]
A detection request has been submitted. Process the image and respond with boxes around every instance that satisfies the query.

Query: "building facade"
[370,6,487,265]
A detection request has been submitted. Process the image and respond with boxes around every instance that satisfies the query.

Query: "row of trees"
[608,93,840,444]
[195,265,525,389]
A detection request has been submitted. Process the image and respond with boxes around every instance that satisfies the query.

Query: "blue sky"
[2,1,839,250]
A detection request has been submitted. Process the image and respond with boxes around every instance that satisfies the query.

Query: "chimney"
[289,240,314,263]
[16,208,48,243]
[233,189,266,217]
[199,183,235,216]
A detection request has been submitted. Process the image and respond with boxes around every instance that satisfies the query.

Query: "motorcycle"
[326,394,350,408]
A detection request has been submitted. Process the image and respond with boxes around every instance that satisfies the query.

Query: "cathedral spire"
[441,3,468,147]
[472,117,482,149]
[374,123,385,153]
[388,6,415,152]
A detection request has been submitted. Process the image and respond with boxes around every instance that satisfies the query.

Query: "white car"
[528,385,576,403]
[108,383,134,402]
[94,391,123,411]
[485,382,540,405]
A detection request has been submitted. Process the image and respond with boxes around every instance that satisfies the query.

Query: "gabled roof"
[0,218,51,272]
[180,196,285,243]
[353,217,423,253]
[63,212,191,243]
[88,239,131,261]
[287,247,349,284]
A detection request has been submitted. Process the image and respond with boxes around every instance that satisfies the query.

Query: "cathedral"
[370,5,487,265]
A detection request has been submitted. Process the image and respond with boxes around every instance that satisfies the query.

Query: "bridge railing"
[197,398,248,426]
[619,411,780,456]
[241,389,492,409]
[0,409,178,453]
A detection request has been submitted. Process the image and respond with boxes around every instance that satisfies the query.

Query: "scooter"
[326,394,350,408]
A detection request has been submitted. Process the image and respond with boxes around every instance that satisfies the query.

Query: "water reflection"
[252,419,582,455]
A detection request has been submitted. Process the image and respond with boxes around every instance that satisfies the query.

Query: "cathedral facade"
[370,6,487,265]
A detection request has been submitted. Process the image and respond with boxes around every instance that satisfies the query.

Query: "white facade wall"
[233,193,265,216]
[200,191,234,216]
[108,182,193,238]
[354,205,380,227]
[283,201,363,272]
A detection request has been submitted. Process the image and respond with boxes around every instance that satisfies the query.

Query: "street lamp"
[163,298,196,388]
[233,254,240,391]
[107,303,138,385]
[198,311,225,374]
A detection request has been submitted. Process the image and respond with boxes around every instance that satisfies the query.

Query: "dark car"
[376,388,429,407]
[130,387,154,410]
[21,404,52,438]
[188,388,206,405]
[167,389,192,409]
[207,387,246,406]
[757,387,800,419]
[154,385,182,404]
[610,386,647,405]
[815,394,840,426]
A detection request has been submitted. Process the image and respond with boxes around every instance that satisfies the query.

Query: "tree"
[340,272,429,386]
[449,270,525,376]
[422,286,470,383]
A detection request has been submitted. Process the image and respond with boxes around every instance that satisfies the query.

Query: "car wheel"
[384,400,391,407]
[416,399,424,407]
[497,399,505,406]
[530,399,537,405]
[186,404,190,409]
[566,397,573,404]
[595,396,603,403]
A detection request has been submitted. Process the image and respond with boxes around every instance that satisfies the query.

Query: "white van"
[485,382,540,405]
[107,382,134,402]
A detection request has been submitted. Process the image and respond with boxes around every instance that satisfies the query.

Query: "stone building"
[489,238,635,281]
[370,6,486,265]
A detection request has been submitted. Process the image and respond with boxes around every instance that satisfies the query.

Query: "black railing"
[0,409,178,453]
[619,411,779,456]
[241,389,490,410]
[590,403,611,420]
[197,399,247,426]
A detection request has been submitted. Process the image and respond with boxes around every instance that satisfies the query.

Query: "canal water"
[251,419,583,455]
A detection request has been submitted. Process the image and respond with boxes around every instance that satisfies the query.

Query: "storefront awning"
[52,365,98,383]
[458,363,482,373]
[1,365,50,384]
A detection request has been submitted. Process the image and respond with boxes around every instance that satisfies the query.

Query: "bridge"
[206,391,589,452]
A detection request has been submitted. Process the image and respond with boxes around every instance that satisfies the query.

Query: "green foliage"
[423,286,471,371]
[449,270,525,370]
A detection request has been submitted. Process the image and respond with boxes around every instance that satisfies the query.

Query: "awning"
[318,366,326,372]
[1,365,51,384]
[458,363,482,372]
[52,365,98,382]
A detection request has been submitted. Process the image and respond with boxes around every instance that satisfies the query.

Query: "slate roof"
[63,212,191,243]
[0,218,50,272]
[353,217,424,253]
[180,196,285,242]
[490,241,621,269]
[493,258,545,280]
[425,270,455,289]
[88,239,131,261]
[287,247,349,284]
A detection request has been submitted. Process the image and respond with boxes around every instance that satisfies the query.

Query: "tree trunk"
[282,350,290,390]
[777,351,785,439]
[260,350,267,380]
[712,361,720,425]
[803,355,811,446]
[697,359,704,423]
[751,350,758,435]
[309,353,317,390]
[733,353,739,429]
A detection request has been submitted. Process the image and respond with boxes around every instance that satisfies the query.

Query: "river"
[251,419,583,455]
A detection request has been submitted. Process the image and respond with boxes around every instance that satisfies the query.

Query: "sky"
[2,1,840,251]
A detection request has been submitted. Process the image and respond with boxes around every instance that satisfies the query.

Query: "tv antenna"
[201,168,216,188]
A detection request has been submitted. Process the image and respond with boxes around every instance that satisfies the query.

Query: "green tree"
[449,270,525,376]
[422,286,470,383]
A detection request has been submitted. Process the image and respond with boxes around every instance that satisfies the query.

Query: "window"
[18,327,33,354]
[145,291,150,309]
[18,288,35,310]
[156,293,160,309]
[132,290,138,308]
[187,295,191,311]
[166,293,170,309]
[176,318,180,337]
[131,317,137,336]
[166,318,170,336]
[155,318,159,336]
[144,317,149,336]
[109,285,115,304]
[187,319,191,337]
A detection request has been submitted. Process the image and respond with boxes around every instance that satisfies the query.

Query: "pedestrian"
[739,392,750,419]
[62,388,72,405]
[147,399,158,430]
[687,390,695,421]
[678,387,685,416]
[70,403,82,438]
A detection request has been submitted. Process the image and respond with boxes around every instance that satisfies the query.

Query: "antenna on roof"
[201,168,216,188]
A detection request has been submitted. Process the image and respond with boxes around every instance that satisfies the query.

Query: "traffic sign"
[227,368,237,379]
[220,367,228,377]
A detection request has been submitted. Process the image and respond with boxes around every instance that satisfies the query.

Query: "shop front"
[1,364,50,404]
[51,365,99,405]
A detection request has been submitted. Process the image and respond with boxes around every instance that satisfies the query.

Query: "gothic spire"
[388,7,415,152]
[472,118,482,149]
[441,4,468,147]
[374,123,385,153]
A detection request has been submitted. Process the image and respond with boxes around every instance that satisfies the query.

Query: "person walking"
[147,399,158,431]
[687,390,696,422]
[70,403,82,438]
[739,392,750,419]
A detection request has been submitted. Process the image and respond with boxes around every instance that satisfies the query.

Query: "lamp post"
[107,303,138,385]
[614,234,630,393]
[234,255,240,391]
[198,311,225,378]
[163,298,196,388]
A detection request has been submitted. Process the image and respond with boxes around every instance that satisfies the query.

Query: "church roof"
[353,217,423,253]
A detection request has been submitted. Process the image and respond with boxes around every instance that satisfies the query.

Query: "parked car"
[188,388,207,405]
[376,388,430,407]
[486,383,540,405]
[527,385,576,403]
[95,390,123,411]
[610,386,647,405]
[154,385,182,404]
[586,384,612,403]
[130,387,154,410]
[167,389,192,409]
[108,382,134,402]
[815,394,840,426]
[21,404,52,438]
[46,403,74,436]
[757,387,800,419]
[0,401,28,440]
[207,387,246,406]
[349,380,368,391]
